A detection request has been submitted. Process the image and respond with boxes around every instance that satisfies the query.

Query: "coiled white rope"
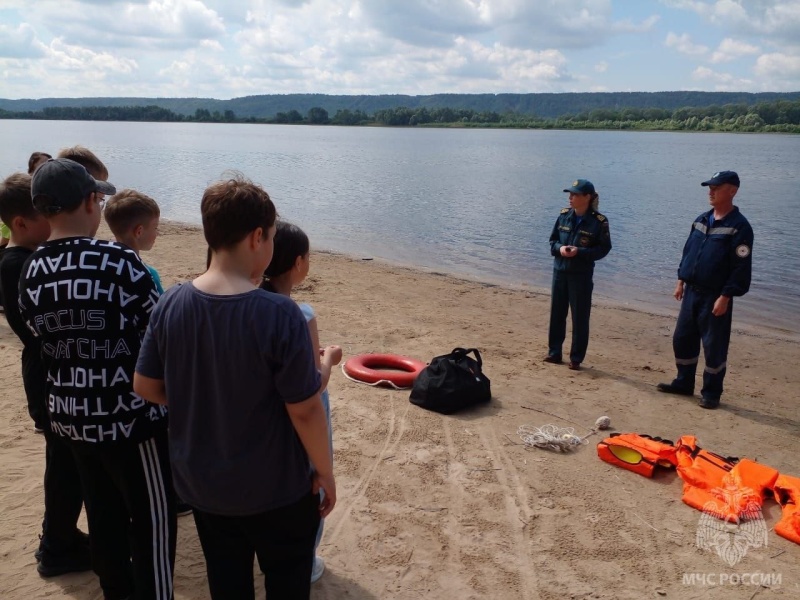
[517,424,588,452]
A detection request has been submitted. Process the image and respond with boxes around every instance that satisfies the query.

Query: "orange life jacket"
[596,433,677,477]
[773,474,800,545]
[675,435,778,522]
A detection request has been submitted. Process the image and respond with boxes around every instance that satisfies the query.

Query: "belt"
[685,283,715,295]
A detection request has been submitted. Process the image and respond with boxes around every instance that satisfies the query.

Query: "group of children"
[0,148,339,600]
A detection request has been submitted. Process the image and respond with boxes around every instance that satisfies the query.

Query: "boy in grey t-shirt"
[134,175,337,599]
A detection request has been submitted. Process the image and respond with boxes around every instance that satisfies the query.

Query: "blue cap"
[701,171,740,187]
[563,179,595,195]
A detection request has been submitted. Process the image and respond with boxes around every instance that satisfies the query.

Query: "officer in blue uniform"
[544,179,611,370]
[658,170,753,409]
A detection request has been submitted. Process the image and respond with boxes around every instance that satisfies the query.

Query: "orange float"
[342,354,426,389]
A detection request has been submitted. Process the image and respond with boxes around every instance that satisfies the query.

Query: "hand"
[673,280,684,301]
[312,471,337,517]
[321,345,343,367]
[559,245,578,258]
[712,296,730,316]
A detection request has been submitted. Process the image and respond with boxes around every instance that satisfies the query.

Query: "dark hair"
[104,189,160,237]
[264,220,310,279]
[27,152,52,175]
[0,172,38,224]
[201,174,276,250]
[57,146,108,180]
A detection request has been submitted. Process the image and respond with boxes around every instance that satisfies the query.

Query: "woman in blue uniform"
[544,179,612,370]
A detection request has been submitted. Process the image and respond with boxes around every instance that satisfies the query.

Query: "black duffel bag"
[409,347,491,414]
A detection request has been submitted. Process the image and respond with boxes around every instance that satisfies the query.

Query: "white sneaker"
[310,556,325,583]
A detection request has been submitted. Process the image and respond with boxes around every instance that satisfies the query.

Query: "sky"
[0,0,799,100]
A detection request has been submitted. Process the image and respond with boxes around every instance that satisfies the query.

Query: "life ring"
[342,354,427,389]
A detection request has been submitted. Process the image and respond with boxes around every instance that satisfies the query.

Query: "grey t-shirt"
[136,282,321,516]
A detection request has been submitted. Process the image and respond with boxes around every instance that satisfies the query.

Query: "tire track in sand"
[327,393,410,542]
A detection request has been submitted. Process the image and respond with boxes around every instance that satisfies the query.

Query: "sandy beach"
[1,220,798,599]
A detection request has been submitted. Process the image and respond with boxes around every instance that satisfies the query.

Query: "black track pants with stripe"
[70,429,176,600]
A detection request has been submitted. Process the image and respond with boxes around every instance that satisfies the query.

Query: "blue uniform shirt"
[677,206,753,297]
[549,208,612,272]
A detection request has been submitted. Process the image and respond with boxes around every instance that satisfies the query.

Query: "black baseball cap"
[563,179,595,195]
[701,171,740,188]
[31,158,116,214]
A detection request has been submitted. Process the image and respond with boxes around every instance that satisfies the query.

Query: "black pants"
[192,492,320,600]
[40,429,85,554]
[548,269,594,363]
[70,430,176,600]
[672,286,733,401]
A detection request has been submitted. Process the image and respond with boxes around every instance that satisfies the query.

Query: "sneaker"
[310,556,325,584]
[37,545,92,577]
[656,382,694,397]
[543,355,563,365]
[568,361,581,371]
[35,530,89,563]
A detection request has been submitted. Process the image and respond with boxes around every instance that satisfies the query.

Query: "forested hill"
[2,91,799,120]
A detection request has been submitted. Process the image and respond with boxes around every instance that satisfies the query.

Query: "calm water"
[2,120,799,335]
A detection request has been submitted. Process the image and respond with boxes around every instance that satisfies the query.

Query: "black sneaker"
[656,382,694,396]
[37,545,92,577]
[543,355,563,365]
[36,531,89,563]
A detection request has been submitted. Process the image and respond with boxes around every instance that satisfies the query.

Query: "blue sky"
[0,0,798,99]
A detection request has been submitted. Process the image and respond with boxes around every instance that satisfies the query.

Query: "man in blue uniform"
[657,171,753,409]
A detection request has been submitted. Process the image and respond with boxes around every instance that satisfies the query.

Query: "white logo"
[696,477,767,567]
[736,245,750,258]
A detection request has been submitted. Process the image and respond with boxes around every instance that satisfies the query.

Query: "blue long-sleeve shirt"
[677,206,753,297]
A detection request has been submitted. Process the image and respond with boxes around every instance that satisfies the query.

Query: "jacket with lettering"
[18,237,167,445]
[549,208,612,273]
[677,207,753,297]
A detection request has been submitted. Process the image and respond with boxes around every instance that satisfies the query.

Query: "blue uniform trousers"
[671,286,733,401]
[548,269,593,364]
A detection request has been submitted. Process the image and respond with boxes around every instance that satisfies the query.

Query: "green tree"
[307,106,329,124]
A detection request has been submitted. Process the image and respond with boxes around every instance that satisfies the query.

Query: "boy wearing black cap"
[19,158,176,599]
[0,172,89,577]
[657,170,753,409]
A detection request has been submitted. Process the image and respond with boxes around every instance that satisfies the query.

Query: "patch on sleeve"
[735,244,751,258]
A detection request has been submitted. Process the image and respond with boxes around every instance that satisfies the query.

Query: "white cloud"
[665,32,708,56]
[0,1,798,98]
[0,23,47,59]
[710,37,760,63]
[661,0,800,44]
[691,65,753,90]
[46,38,138,75]
[754,52,800,83]
[37,0,226,50]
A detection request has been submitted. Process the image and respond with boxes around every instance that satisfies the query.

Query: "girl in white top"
[260,220,340,584]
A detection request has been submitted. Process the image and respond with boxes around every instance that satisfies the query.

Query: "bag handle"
[450,347,482,368]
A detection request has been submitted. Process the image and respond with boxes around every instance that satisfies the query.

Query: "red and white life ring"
[342,354,427,389]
